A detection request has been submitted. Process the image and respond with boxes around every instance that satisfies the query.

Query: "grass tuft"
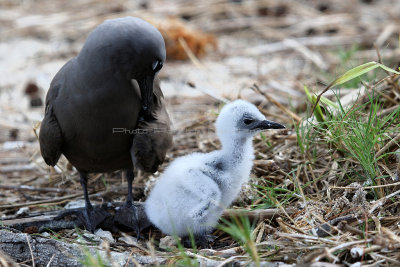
[218,216,260,266]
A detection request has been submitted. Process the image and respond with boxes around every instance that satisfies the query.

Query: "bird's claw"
[55,206,112,233]
[114,202,149,239]
[81,207,112,233]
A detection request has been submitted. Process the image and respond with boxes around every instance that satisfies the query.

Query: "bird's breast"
[54,81,142,172]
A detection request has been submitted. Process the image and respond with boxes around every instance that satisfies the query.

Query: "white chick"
[145,100,285,239]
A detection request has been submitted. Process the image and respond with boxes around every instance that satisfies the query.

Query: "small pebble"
[350,247,364,258]
[118,235,138,245]
[16,207,29,216]
[64,200,86,209]
[95,228,114,242]
[74,232,101,244]
[159,236,178,249]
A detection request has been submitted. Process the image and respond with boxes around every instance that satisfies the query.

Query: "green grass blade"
[304,85,325,122]
[376,62,400,74]
[331,61,400,87]
[311,95,325,122]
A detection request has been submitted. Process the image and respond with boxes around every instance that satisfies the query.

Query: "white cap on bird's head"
[216,100,285,146]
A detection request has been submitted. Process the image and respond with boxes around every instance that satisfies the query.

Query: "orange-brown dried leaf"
[148,17,217,60]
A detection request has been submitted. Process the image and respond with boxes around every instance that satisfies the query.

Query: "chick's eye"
[243,118,254,125]
[152,60,163,72]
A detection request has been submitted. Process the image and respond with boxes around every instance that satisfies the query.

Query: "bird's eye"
[152,60,163,73]
[243,118,254,125]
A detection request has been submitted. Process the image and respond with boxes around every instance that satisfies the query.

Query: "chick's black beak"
[137,74,154,121]
[252,120,285,130]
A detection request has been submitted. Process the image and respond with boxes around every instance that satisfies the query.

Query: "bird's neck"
[77,55,122,84]
[221,137,254,165]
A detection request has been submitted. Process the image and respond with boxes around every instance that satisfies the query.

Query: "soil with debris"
[1,0,400,266]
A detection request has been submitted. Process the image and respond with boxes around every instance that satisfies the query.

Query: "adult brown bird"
[39,17,173,233]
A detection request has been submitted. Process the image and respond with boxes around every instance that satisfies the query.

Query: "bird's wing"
[130,77,173,173]
[185,171,223,224]
[145,167,223,236]
[39,86,63,167]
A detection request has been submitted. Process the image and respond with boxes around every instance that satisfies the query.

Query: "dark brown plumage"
[39,17,172,233]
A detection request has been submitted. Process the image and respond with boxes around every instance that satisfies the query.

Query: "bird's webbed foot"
[113,202,150,239]
[181,234,216,249]
[55,206,112,233]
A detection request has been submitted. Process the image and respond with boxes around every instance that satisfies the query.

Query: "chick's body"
[146,148,253,236]
[145,100,285,238]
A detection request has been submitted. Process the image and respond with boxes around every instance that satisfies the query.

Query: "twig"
[0,184,145,210]
[178,37,205,69]
[0,164,35,173]
[381,227,400,243]
[370,253,400,265]
[185,251,228,266]
[222,208,295,221]
[295,164,306,203]
[0,158,30,164]
[45,254,55,267]
[0,249,19,267]
[177,37,229,103]
[337,221,364,237]
[216,255,245,267]
[378,163,397,181]
[278,233,337,244]
[369,189,400,214]
[314,215,357,237]
[376,24,397,48]
[245,35,370,56]
[374,44,389,75]
[327,239,372,255]
[26,234,35,267]
[276,217,290,233]
[119,233,150,253]
[252,84,301,123]
[0,184,74,194]
[375,132,400,158]
[0,192,83,209]
[377,104,399,117]
[277,217,307,235]
[125,255,142,267]
[283,39,328,70]
[330,181,400,190]
[186,81,229,103]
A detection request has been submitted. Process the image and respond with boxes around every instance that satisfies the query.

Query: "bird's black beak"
[137,74,154,121]
[252,120,285,130]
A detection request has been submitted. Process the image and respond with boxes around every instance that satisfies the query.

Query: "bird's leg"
[114,169,150,239]
[126,169,141,238]
[80,172,93,211]
[126,168,134,207]
[77,172,112,232]
[55,172,112,233]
